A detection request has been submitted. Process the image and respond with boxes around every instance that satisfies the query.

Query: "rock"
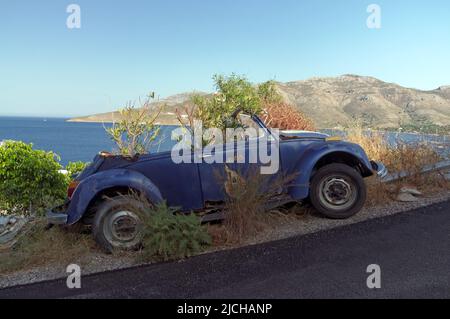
[396,193,420,202]
[399,186,422,196]
[396,185,423,202]
[0,216,28,250]
[0,216,10,227]
[0,216,10,234]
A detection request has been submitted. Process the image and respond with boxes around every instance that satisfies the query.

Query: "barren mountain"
[69,75,450,130]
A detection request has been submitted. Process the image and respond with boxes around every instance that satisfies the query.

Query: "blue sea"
[0,117,449,167]
[0,117,177,166]
[0,117,115,166]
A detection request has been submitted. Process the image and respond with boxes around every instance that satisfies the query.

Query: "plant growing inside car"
[257,80,283,104]
[261,102,316,131]
[105,92,162,157]
[177,75,282,136]
[176,74,312,135]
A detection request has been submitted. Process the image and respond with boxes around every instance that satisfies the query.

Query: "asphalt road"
[1,200,449,299]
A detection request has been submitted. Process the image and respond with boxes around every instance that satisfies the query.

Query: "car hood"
[280,130,330,140]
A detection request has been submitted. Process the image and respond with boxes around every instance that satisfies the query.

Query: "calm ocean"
[0,117,448,167]
[0,117,115,166]
[0,117,176,166]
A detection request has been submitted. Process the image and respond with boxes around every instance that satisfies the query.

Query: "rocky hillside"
[69,75,450,130]
[278,75,450,129]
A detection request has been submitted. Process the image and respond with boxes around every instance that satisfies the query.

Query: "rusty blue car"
[48,115,387,252]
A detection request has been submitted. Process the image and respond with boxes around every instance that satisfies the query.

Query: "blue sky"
[1,0,450,117]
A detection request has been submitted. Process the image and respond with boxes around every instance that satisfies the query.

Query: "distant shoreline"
[65,117,450,137]
[66,118,110,123]
[0,116,71,120]
[67,113,181,126]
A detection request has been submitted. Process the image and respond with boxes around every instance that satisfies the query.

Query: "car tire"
[310,163,366,219]
[93,195,148,253]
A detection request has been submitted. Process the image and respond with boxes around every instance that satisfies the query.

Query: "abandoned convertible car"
[48,115,387,251]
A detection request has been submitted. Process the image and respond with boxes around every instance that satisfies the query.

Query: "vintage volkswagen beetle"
[48,115,386,252]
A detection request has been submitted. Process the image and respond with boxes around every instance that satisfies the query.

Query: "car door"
[130,151,204,211]
[198,115,279,203]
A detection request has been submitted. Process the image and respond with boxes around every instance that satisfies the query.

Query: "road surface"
[1,200,449,299]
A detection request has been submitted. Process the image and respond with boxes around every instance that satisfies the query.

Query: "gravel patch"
[0,253,135,289]
[248,190,450,245]
[1,190,449,289]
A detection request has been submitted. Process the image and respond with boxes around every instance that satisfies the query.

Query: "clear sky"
[1,0,449,117]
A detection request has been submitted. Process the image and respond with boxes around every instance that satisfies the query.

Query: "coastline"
[67,117,450,137]
[67,114,181,126]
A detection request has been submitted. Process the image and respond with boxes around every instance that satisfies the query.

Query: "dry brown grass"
[0,219,94,274]
[261,102,316,131]
[221,166,268,244]
[208,202,310,247]
[344,123,441,172]
[214,165,297,244]
[344,122,447,205]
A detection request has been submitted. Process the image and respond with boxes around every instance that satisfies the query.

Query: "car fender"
[66,168,163,225]
[288,142,373,200]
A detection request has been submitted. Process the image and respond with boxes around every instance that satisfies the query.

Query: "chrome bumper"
[371,161,388,179]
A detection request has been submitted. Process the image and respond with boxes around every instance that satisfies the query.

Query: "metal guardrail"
[382,159,450,183]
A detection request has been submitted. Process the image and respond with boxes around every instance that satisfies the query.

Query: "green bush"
[257,80,283,104]
[0,141,67,215]
[139,202,211,261]
[105,93,162,157]
[174,74,283,149]
[190,74,282,132]
[65,161,89,179]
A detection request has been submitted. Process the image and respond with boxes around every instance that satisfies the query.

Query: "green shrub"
[176,74,283,147]
[65,161,89,179]
[139,202,211,261]
[257,80,283,104]
[189,74,281,132]
[105,93,162,157]
[0,141,67,215]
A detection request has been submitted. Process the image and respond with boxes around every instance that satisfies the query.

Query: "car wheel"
[310,163,366,219]
[93,195,148,253]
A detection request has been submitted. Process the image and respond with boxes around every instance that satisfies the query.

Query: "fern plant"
[139,202,211,261]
